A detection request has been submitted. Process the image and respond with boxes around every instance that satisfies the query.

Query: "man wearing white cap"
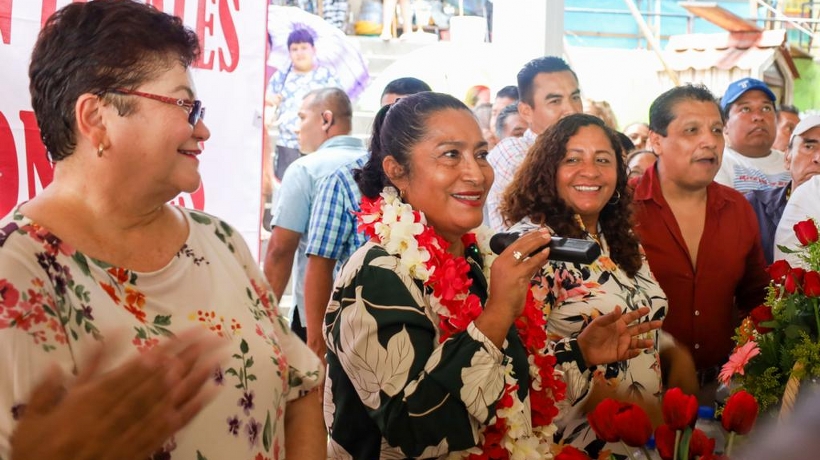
[716,77,791,192]
[773,115,820,266]
[748,115,820,264]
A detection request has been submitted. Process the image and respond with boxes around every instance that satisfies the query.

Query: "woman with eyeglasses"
[0,1,323,459]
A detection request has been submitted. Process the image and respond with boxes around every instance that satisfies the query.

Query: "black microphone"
[489,231,601,265]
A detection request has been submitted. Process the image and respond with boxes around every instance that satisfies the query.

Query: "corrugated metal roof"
[662,29,798,76]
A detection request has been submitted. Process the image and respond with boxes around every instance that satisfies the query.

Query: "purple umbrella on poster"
[267,6,370,100]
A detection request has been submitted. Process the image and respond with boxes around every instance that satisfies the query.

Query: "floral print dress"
[0,208,322,460]
[528,231,668,459]
[323,241,586,459]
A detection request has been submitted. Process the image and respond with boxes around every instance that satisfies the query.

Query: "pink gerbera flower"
[719,341,760,385]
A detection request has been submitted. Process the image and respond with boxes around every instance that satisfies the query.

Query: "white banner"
[0,0,266,258]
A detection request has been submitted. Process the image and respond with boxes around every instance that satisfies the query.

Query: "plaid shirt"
[306,155,368,266]
[485,129,537,231]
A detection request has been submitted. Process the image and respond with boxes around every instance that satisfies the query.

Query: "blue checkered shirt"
[306,155,368,268]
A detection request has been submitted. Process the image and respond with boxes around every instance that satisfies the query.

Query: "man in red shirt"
[633,84,770,402]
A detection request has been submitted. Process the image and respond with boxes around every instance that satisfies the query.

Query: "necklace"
[575,214,604,249]
[356,187,565,460]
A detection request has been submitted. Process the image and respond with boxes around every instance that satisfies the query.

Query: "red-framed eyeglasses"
[110,88,205,126]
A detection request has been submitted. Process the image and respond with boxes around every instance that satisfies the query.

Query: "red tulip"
[805,271,820,297]
[794,219,819,246]
[613,403,653,447]
[654,424,676,460]
[785,268,806,294]
[749,305,774,334]
[555,445,593,460]
[688,428,716,458]
[767,259,791,284]
[721,390,759,435]
[662,387,698,430]
[587,398,621,443]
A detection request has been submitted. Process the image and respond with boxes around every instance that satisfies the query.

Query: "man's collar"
[317,135,365,151]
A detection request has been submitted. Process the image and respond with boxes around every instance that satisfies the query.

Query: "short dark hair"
[287,28,314,48]
[380,77,432,99]
[649,84,721,137]
[355,92,469,198]
[501,113,642,277]
[306,87,353,124]
[778,104,799,118]
[29,0,200,161]
[517,56,576,106]
[495,102,520,138]
[495,85,519,101]
[616,131,635,154]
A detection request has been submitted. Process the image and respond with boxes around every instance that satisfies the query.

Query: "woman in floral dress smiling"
[501,114,694,459]
[322,92,662,459]
[0,1,323,459]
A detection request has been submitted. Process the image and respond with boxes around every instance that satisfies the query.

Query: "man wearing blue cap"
[715,77,791,193]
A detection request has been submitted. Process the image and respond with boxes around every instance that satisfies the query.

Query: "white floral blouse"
[528,231,668,459]
[0,207,322,460]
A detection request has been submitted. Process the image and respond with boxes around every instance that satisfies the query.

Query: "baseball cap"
[720,77,776,111]
[790,114,820,143]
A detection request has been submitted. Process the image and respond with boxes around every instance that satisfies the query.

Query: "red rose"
[587,398,621,443]
[613,403,653,447]
[805,271,820,297]
[785,268,806,294]
[794,219,819,246]
[721,390,759,435]
[688,428,716,458]
[661,387,698,430]
[654,424,676,460]
[749,305,775,334]
[766,259,791,284]
[555,445,593,460]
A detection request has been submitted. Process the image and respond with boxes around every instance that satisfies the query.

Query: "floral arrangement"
[555,388,758,460]
[356,187,566,460]
[721,218,820,413]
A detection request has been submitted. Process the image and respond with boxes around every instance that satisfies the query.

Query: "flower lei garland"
[356,187,565,460]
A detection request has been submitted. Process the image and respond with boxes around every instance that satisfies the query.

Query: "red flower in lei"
[355,189,565,459]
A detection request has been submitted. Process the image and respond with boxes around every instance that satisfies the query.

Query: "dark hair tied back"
[354,92,470,198]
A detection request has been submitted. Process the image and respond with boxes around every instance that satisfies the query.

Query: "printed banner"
[0,0,267,258]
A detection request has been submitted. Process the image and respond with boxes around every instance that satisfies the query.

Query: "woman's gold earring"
[97,143,104,158]
[399,189,406,199]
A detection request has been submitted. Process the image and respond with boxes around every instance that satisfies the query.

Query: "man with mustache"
[633,84,769,403]
[715,78,791,193]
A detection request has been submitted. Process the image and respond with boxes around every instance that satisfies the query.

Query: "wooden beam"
[679,2,761,32]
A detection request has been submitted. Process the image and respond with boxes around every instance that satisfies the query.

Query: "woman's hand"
[660,342,698,396]
[476,229,552,347]
[10,328,228,460]
[577,306,662,367]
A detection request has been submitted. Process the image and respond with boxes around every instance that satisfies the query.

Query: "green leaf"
[247,375,257,381]
[196,451,208,460]
[263,411,273,451]
[224,368,238,376]
[245,357,254,368]
[153,315,171,326]
[72,253,92,277]
[777,244,798,254]
[240,339,249,354]
[219,221,234,237]
[190,212,212,225]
